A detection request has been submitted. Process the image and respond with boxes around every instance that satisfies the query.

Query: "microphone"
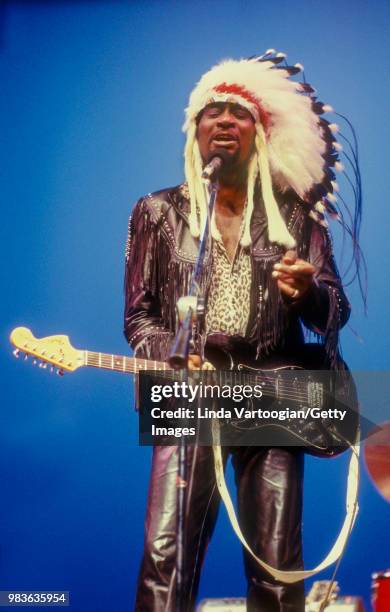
[201,150,232,181]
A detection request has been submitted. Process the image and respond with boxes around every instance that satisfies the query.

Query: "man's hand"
[188,355,215,370]
[272,250,316,300]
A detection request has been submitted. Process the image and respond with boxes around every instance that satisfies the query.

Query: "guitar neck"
[9,326,311,404]
[84,350,167,375]
[83,351,305,404]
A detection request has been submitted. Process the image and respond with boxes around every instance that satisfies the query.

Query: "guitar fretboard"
[84,350,167,374]
[83,351,311,405]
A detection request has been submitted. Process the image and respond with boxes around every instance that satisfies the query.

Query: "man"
[124,53,350,611]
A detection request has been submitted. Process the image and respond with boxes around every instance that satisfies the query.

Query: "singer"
[124,54,354,611]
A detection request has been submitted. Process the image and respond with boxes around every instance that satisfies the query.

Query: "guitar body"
[204,334,359,457]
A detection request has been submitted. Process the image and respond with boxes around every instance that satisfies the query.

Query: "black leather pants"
[135,445,304,612]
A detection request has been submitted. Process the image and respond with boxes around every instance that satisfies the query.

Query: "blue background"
[1,1,389,610]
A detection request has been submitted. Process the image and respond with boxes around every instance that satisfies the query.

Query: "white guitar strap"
[211,419,360,583]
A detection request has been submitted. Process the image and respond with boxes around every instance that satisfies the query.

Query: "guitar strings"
[84,352,319,405]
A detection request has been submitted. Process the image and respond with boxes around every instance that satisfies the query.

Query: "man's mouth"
[211,133,238,146]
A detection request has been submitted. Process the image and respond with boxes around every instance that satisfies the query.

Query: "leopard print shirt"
[205,238,252,336]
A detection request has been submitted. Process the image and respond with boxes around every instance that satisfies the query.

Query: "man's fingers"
[274,262,315,275]
[188,354,202,370]
[282,249,297,265]
[273,261,315,276]
[277,279,300,298]
[188,356,216,372]
[275,274,297,287]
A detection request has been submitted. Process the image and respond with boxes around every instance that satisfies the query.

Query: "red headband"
[213,82,271,132]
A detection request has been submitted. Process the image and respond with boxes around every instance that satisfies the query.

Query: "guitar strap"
[211,419,360,584]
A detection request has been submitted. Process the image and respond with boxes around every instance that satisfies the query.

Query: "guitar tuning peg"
[13,349,20,358]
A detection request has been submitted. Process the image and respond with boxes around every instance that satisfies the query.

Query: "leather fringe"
[297,212,345,369]
[125,196,345,369]
[251,255,287,358]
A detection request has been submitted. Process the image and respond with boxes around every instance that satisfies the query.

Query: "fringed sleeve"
[123,197,175,363]
[295,217,351,365]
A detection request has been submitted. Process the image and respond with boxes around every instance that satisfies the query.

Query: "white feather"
[328,123,339,134]
[315,201,325,213]
[331,180,340,192]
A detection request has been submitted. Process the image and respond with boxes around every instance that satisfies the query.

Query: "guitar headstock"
[10,327,85,373]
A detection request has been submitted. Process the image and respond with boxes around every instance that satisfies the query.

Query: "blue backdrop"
[1,1,389,610]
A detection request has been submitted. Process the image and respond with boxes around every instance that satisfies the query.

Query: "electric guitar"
[10,327,358,457]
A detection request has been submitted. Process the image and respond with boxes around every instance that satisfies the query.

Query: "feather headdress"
[183,51,357,253]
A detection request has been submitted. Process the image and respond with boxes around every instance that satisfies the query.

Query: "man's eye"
[234,109,250,119]
[206,109,221,117]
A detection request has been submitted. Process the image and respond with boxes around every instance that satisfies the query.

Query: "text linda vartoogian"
[148,381,347,427]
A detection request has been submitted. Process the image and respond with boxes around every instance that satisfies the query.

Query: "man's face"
[196,102,256,167]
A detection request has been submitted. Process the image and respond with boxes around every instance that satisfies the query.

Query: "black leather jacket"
[124,183,350,365]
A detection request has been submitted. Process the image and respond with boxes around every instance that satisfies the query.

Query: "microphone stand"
[169,177,218,612]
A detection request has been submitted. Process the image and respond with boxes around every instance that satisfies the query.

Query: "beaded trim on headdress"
[183,50,364,295]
